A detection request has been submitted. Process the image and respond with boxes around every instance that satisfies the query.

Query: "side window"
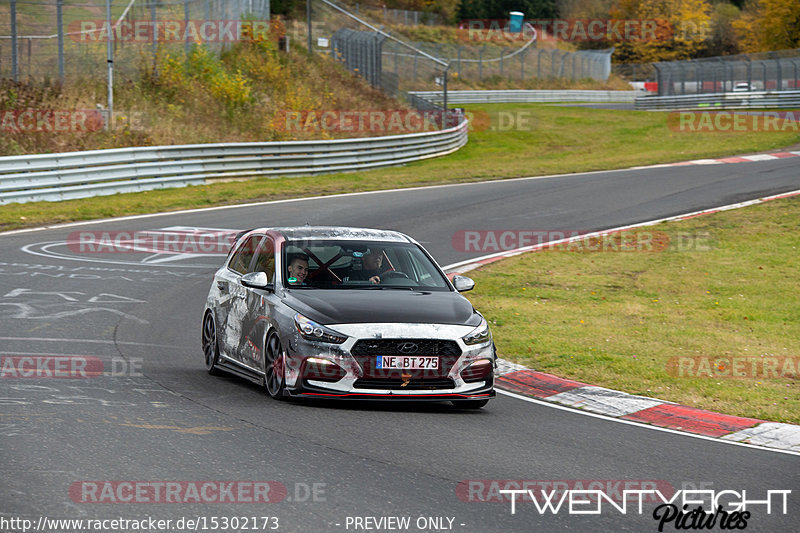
[228,235,262,275]
[251,237,276,281]
[406,249,435,285]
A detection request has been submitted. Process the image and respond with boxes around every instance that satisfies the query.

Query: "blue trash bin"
[509,11,524,33]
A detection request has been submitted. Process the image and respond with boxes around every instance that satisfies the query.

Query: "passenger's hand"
[369,275,381,284]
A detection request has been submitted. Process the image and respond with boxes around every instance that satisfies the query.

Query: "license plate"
[376,356,439,370]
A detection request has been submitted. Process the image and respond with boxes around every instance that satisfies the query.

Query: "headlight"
[463,316,492,345]
[294,313,348,344]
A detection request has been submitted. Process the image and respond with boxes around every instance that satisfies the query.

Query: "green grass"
[463,197,800,424]
[1,103,798,231]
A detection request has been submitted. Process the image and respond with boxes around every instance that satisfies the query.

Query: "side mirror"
[452,275,475,292]
[241,271,273,290]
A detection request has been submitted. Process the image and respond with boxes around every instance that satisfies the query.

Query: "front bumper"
[288,379,495,401]
[284,322,496,401]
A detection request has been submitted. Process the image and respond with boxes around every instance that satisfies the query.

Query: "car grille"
[351,339,462,379]
[353,378,456,390]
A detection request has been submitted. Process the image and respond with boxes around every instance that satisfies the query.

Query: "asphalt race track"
[2,159,799,533]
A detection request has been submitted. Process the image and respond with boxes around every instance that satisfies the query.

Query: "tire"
[202,312,222,376]
[264,332,286,400]
[453,399,489,409]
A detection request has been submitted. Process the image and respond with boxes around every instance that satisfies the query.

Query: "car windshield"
[282,239,451,291]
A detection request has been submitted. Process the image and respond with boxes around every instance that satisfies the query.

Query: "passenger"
[286,253,309,285]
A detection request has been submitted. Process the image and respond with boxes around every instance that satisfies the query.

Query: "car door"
[237,235,279,371]
[218,234,263,365]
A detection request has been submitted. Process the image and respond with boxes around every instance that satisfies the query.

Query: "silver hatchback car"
[202,227,496,408]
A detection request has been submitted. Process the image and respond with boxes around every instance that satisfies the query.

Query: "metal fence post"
[184,0,190,56]
[537,49,541,78]
[150,1,158,78]
[11,0,18,82]
[746,57,752,90]
[57,0,65,82]
[572,53,576,79]
[479,47,483,80]
[307,0,313,55]
[696,60,701,93]
[680,63,686,95]
[105,0,114,130]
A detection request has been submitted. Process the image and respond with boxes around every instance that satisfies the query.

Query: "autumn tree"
[732,0,800,52]
[606,0,711,62]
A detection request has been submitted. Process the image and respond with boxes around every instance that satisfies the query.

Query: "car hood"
[283,289,480,326]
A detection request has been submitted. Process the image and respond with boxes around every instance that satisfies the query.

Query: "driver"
[350,247,385,284]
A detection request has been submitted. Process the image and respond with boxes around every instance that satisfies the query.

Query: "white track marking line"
[3,154,797,237]
[497,389,800,457]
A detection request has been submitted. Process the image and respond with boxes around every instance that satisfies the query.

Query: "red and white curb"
[447,190,800,453]
[632,150,800,169]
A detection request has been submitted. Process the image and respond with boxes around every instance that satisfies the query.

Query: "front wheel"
[264,332,286,400]
[202,312,222,376]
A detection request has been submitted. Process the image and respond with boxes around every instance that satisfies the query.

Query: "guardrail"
[635,90,800,110]
[410,90,637,105]
[0,119,468,205]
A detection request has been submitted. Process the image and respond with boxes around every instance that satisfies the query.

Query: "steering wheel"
[381,271,409,280]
